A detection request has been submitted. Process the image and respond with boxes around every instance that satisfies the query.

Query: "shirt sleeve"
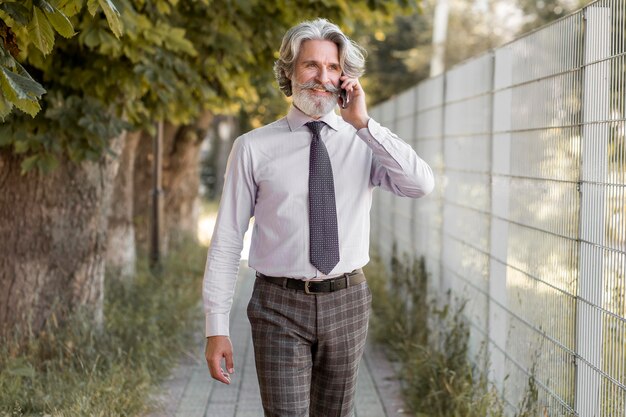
[357,118,434,198]
[202,136,256,337]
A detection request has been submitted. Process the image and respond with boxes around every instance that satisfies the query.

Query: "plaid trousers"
[246,272,372,417]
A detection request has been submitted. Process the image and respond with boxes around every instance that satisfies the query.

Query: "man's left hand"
[338,76,370,130]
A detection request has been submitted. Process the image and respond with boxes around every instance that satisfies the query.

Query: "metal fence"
[368,1,626,415]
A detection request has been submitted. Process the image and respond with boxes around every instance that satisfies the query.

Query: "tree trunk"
[163,112,213,247]
[206,114,239,200]
[134,111,213,253]
[0,132,125,336]
[106,130,141,279]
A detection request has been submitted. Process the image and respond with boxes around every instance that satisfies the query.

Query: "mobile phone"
[339,87,349,109]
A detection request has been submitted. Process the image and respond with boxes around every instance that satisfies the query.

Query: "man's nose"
[316,67,329,84]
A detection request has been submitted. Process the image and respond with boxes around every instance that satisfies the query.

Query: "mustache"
[295,80,340,94]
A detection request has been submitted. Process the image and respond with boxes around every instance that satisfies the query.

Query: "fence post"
[576,5,610,416]
[380,99,398,271]
[489,48,511,393]
[439,73,450,300]
[150,120,164,271]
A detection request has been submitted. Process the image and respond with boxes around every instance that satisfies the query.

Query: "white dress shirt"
[203,106,434,337]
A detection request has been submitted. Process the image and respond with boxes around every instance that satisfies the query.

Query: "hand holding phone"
[337,76,369,130]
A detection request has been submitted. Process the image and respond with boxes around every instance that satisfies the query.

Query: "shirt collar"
[286,105,341,132]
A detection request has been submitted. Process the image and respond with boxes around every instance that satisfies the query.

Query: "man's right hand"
[205,335,234,384]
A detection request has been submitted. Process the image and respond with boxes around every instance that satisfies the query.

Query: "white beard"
[292,83,338,118]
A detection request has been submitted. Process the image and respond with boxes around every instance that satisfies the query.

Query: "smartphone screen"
[340,88,348,109]
[339,73,349,109]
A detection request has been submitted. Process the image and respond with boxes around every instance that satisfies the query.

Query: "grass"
[364,246,505,417]
[0,238,207,416]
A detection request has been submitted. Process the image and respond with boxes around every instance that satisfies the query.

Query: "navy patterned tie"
[306,121,340,275]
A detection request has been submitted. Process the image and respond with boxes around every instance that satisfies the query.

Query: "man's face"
[291,39,341,118]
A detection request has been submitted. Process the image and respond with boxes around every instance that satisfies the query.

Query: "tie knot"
[305,121,325,137]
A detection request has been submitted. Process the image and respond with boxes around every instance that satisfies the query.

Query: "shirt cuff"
[356,118,384,146]
[205,313,230,337]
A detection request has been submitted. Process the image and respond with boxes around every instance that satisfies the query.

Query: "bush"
[0,238,206,416]
[364,247,504,417]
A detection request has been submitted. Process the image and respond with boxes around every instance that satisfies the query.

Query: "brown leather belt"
[256,269,365,294]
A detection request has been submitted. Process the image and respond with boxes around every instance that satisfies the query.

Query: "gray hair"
[274,18,366,97]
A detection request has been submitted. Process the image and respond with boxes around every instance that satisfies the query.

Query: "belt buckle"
[304,281,320,295]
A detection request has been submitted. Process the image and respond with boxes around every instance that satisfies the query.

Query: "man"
[203,18,434,417]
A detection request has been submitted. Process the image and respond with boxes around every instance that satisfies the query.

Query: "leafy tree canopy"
[357,0,584,105]
[0,0,120,119]
[0,0,417,173]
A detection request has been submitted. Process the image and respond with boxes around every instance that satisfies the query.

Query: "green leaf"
[0,44,15,67]
[56,0,83,16]
[22,46,48,70]
[0,124,13,145]
[0,68,18,101]
[38,153,59,172]
[0,2,31,25]
[155,0,171,14]
[21,155,39,173]
[0,69,43,117]
[162,28,197,56]
[86,0,98,16]
[13,140,30,153]
[15,61,47,95]
[0,92,13,120]
[82,25,102,48]
[98,0,123,38]
[13,97,42,116]
[0,66,46,100]
[33,0,56,13]
[45,7,76,38]
[85,0,122,37]
[27,7,56,55]
[67,145,83,162]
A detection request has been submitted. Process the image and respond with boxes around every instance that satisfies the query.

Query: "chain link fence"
[369,1,626,414]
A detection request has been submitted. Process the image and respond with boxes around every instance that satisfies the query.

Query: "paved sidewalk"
[149,262,407,417]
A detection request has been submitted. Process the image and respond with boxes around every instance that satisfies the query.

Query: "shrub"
[0,238,206,416]
[364,248,504,417]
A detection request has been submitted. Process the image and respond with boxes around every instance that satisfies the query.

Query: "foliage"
[516,363,541,417]
[0,0,120,119]
[356,0,507,106]
[357,11,432,105]
[356,0,585,106]
[0,238,206,416]
[517,0,583,33]
[364,247,552,416]
[1,0,418,174]
[365,248,505,417]
[365,245,547,417]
